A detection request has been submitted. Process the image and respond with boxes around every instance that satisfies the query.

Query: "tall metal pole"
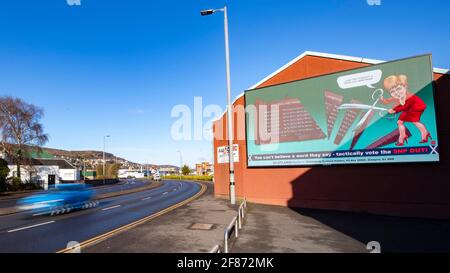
[103,136,106,184]
[200,6,236,204]
[223,6,236,205]
[103,135,109,184]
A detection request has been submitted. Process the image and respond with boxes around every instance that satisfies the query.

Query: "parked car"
[17,183,96,216]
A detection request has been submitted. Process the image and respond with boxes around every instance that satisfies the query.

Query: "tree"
[107,163,120,179]
[95,163,120,179]
[95,164,104,179]
[181,165,191,176]
[0,96,49,179]
[0,158,9,192]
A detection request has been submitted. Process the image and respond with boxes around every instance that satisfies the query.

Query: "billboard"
[245,55,439,167]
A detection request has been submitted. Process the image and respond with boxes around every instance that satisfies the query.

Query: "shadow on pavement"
[290,207,450,253]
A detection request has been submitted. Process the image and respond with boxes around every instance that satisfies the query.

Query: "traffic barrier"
[210,198,247,254]
[224,216,238,253]
[209,244,221,253]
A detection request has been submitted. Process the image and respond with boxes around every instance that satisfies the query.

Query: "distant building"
[196,162,213,176]
[118,169,145,179]
[159,165,180,176]
[81,170,97,180]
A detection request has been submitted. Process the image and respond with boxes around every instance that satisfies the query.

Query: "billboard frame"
[244,54,439,168]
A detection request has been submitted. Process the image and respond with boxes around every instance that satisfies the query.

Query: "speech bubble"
[337,69,382,89]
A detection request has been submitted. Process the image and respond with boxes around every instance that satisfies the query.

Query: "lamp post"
[176,150,182,180]
[201,6,236,205]
[83,159,86,183]
[103,135,110,184]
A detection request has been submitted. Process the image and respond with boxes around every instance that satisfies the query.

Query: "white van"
[153,173,161,181]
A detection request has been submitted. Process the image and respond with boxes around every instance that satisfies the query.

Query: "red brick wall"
[213,55,450,219]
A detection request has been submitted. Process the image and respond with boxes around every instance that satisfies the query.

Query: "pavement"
[232,204,366,253]
[84,182,368,253]
[85,181,237,253]
[233,204,450,253]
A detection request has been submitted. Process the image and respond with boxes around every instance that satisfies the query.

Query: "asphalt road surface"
[0,179,150,209]
[0,180,201,253]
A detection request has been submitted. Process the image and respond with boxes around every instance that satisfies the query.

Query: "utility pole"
[103,135,110,184]
[201,6,236,204]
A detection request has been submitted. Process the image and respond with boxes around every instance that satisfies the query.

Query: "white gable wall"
[7,165,60,190]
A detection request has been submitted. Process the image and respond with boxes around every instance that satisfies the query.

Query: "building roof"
[248,51,449,90]
[158,165,179,169]
[214,51,450,122]
[31,158,76,169]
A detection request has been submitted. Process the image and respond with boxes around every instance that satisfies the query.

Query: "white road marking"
[101,205,121,211]
[7,221,55,233]
[141,197,152,201]
[163,192,168,195]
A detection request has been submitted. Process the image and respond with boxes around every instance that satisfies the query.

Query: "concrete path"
[85,181,238,253]
[232,203,366,253]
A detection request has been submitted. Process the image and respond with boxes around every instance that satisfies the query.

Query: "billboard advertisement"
[245,55,439,167]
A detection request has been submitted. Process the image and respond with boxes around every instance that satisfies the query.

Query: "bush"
[23,182,42,191]
[6,177,42,192]
[0,159,9,192]
[8,177,23,191]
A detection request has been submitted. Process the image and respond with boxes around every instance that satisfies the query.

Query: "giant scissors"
[338,89,393,132]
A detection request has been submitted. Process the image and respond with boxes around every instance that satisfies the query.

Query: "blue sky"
[0,0,449,167]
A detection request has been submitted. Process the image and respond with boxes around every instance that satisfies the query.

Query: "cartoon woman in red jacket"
[380,74,432,146]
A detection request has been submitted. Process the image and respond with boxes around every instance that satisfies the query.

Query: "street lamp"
[83,159,86,183]
[176,150,183,180]
[103,135,110,183]
[201,6,236,205]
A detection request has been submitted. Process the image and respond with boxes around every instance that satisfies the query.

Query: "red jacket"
[394,95,427,122]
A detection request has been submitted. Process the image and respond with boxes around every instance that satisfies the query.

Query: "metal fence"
[209,198,247,253]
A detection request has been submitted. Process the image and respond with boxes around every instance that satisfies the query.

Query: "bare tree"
[0,96,49,179]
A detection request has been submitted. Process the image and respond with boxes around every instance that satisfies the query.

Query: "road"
[0,179,150,209]
[0,180,201,253]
